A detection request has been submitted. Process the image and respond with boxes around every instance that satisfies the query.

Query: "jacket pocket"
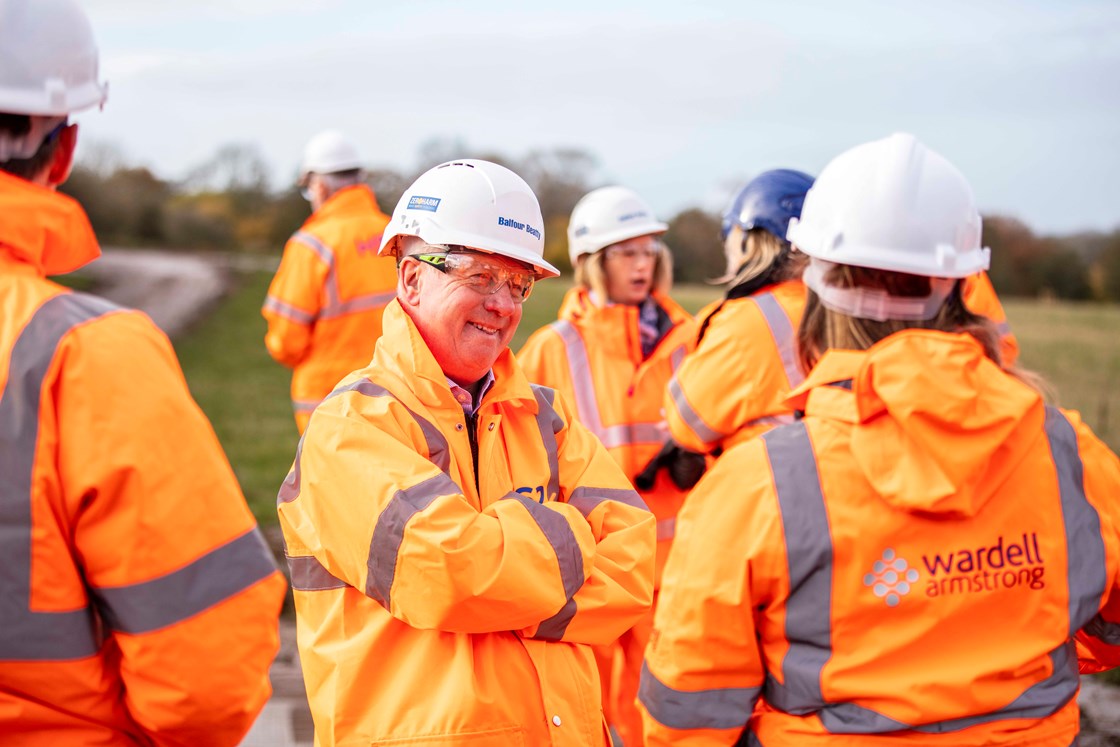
[371,726,525,746]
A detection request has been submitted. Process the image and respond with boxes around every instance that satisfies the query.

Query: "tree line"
[60,140,1120,299]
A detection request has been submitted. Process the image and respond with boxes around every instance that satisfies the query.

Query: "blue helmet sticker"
[407,195,441,212]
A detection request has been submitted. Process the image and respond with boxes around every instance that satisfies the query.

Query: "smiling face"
[398,248,528,386]
[601,234,663,306]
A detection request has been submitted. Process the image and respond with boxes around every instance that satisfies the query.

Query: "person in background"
[278,159,656,746]
[665,169,814,457]
[262,129,395,434]
[518,185,698,746]
[0,1,286,743]
[639,132,1120,745]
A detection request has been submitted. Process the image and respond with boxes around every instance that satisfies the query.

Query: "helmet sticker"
[407,195,441,213]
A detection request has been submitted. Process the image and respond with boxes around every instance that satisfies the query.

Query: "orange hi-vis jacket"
[666,279,806,455]
[639,329,1120,746]
[962,271,1020,365]
[262,184,395,433]
[0,171,286,745]
[517,288,697,747]
[518,287,697,580]
[277,301,657,746]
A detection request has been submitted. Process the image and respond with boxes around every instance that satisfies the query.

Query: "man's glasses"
[414,250,536,303]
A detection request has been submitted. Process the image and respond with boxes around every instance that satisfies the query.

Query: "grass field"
[174,271,1120,527]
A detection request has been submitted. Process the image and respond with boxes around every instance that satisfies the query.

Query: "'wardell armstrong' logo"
[497,215,542,241]
[922,533,1046,597]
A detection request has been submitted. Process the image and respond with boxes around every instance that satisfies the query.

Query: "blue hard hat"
[721,169,815,242]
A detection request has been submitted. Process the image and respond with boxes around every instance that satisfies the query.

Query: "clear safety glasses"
[415,250,536,303]
[603,239,664,263]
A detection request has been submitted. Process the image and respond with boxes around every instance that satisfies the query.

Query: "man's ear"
[397,257,423,307]
[46,123,78,187]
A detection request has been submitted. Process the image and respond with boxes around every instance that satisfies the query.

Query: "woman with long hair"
[640,133,1120,745]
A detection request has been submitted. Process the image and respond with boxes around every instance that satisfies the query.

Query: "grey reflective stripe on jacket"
[759,408,1102,733]
[290,230,395,323]
[752,292,803,390]
[667,291,801,449]
[0,293,276,658]
[550,319,671,450]
[282,378,452,593]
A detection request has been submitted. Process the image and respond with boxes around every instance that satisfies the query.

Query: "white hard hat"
[787,133,990,279]
[299,130,362,180]
[566,186,668,264]
[0,0,108,160]
[379,159,559,278]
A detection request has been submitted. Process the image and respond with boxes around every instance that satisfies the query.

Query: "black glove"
[634,441,707,492]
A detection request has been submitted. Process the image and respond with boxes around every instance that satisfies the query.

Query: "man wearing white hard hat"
[277,159,656,745]
[0,0,285,743]
[640,133,1120,745]
[262,129,395,434]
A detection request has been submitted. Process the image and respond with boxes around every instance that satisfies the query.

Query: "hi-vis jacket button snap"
[488,423,495,431]
[551,715,562,727]
[455,423,464,431]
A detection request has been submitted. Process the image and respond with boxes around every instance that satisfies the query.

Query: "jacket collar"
[375,300,539,414]
[0,170,100,275]
[305,184,381,228]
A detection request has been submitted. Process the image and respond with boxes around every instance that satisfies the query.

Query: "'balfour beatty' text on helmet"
[567,186,667,265]
[299,130,362,181]
[786,133,990,279]
[379,159,559,278]
[721,169,814,242]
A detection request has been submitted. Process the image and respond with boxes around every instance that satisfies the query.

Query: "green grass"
[1005,299,1120,454]
[174,274,1120,527]
[174,270,299,524]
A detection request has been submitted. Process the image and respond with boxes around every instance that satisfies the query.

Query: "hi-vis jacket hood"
[787,329,1043,518]
[0,170,100,276]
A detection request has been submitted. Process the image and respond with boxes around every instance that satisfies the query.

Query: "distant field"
[174,273,1120,527]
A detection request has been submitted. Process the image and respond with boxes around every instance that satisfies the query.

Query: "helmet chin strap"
[803,258,955,322]
[0,115,67,161]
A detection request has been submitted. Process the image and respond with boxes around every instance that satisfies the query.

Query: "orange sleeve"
[55,311,286,747]
[262,235,331,368]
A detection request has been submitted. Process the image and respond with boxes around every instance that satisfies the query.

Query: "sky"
[78,0,1120,235]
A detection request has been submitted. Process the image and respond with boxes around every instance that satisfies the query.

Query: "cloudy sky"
[79,0,1119,234]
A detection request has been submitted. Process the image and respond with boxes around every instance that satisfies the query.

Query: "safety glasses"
[415,250,536,303]
[603,239,664,263]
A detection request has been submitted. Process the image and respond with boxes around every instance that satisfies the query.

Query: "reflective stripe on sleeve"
[366,472,460,609]
[292,397,322,415]
[287,554,348,592]
[1044,407,1107,631]
[568,486,649,516]
[638,661,759,730]
[0,293,124,660]
[530,385,561,503]
[996,320,1012,336]
[506,492,586,641]
[263,294,315,324]
[668,375,723,446]
[94,529,278,634]
[753,292,804,389]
